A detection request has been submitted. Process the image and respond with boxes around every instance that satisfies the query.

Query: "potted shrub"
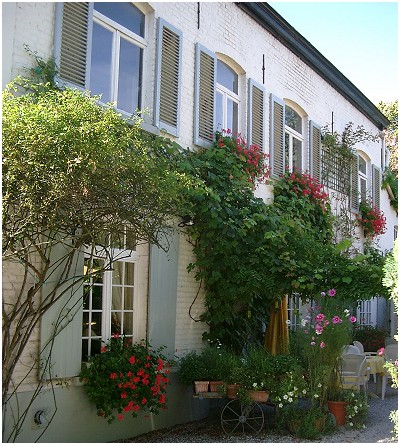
[177,350,209,393]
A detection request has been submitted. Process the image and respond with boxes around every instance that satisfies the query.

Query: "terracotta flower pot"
[327,400,349,426]
[247,390,269,402]
[226,384,240,399]
[193,381,209,394]
[209,380,224,392]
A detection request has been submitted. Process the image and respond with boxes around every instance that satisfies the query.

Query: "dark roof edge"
[237,2,390,130]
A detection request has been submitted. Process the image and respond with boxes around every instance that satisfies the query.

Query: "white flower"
[285,320,291,326]
[314,394,319,398]
[349,422,353,427]
[252,383,257,388]
[354,406,358,412]
[283,394,288,400]
[301,319,308,326]
[317,383,322,388]
[288,391,293,397]
[278,403,283,408]
[288,397,293,403]
[302,389,307,394]
[293,386,298,391]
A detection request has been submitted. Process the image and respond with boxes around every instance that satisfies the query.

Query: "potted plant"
[79,334,172,423]
[177,350,209,393]
[297,289,358,422]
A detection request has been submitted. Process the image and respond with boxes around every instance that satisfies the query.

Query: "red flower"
[110,372,117,379]
[159,394,166,404]
[101,346,107,353]
[117,414,124,421]
[128,356,136,364]
[141,397,147,405]
[121,392,127,399]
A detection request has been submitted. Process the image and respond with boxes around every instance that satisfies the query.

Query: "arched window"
[216,60,239,134]
[285,104,303,171]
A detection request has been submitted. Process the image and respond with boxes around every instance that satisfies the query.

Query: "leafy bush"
[353,325,386,351]
[79,335,172,423]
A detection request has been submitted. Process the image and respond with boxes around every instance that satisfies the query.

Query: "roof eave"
[236,2,390,130]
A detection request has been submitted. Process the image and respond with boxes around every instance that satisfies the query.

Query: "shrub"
[353,325,386,351]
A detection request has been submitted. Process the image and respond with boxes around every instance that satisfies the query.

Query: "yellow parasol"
[264,298,289,355]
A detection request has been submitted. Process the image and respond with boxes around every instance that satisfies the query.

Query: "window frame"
[216,60,240,134]
[90,5,147,115]
[284,104,304,172]
[82,235,140,361]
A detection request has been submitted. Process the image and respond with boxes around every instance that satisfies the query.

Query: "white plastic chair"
[379,344,398,400]
[353,340,378,382]
[342,344,362,355]
[339,354,370,399]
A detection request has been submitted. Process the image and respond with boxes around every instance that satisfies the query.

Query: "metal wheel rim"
[220,399,264,435]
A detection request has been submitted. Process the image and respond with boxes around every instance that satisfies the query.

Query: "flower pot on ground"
[327,400,349,426]
[209,380,224,392]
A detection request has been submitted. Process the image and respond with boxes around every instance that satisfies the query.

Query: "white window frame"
[284,104,304,172]
[90,6,147,115]
[358,154,368,203]
[82,233,139,359]
[287,294,301,331]
[216,60,240,134]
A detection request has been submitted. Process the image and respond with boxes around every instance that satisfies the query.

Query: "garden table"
[365,356,387,399]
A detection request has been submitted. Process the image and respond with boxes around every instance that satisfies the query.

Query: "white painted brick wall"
[3,2,397,383]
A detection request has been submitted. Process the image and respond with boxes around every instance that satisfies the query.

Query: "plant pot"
[247,390,269,402]
[193,381,209,394]
[209,380,224,392]
[226,384,240,399]
[327,400,349,426]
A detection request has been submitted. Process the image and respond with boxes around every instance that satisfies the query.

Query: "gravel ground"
[114,382,398,443]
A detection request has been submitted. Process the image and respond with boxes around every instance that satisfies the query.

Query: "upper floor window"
[91,3,145,114]
[358,155,368,202]
[55,3,147,116]
[216,60,239,134]
[285,105,303,171]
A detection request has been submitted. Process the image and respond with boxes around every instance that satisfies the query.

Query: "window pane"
[125,263,134,285]
[112,287,123,310]
[91,312,102,336]
[92,285,103,310]
[293,138,302,171]
[124,288,134,310]
[123,313,133,335]
[359,157,367,175]
[217,60,238,93]
[112,262,123,286]
[111,312,122,334]
[285,133,290,168]
[90,22,113,103]
[94,3,145,37]
[82,312,89,336]
[285,105,302,134]
[227,99,238,134]
[216,92,223,131]
[91,339,101,356]
[360,177,367,201]
[81,339,88,361]
[117,38,142,113]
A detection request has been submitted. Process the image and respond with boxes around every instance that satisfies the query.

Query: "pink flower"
[328,289,336,297]
[378,348,385,356]
[332,316,342,324]
[112,333,120,339]
[349,316,357,323]
[320,291,326,297]
[315,324,323,335]
[320,342,325,349]
[315,313,325,322]
[310,341,316,346]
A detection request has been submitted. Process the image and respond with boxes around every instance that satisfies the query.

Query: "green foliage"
[2,81,189,254]
[79,336,172,423]
[345,391,369,429]
[353,325,386,351]
[377,100,398,176]
[383,238,398,312]
[382,168,398,213]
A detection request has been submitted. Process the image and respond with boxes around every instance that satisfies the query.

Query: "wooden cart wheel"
[220,399,264,435]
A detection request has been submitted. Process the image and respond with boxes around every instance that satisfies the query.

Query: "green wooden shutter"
[54,2,92,88]
[371,164,381,210]
[154,18,182,137]
[350,154,359,212]
[247,79,265,151]
[148,232,179,356]
[40,242,84,379]
[270,94,285,177]
[309,121,322,183]
[194,43,216,147]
